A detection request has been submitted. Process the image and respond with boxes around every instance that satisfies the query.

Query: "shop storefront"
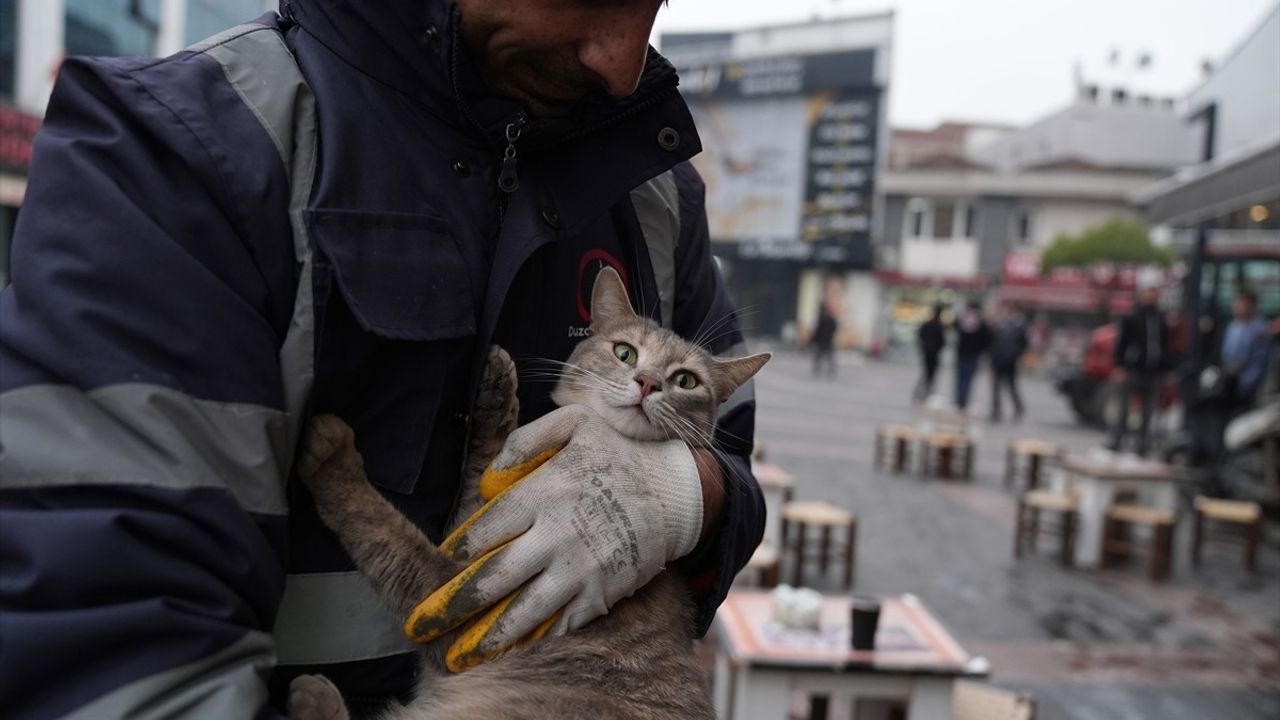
[0,102,39,288]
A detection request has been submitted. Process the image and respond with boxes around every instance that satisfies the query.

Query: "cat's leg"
[298,414,463,617]
[288,674,350,720]
[450,345,520,529]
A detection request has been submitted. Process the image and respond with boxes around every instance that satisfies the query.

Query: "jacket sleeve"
[0,53,298,720]
[666,162,766,635]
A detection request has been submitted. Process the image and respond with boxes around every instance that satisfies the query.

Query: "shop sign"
[1,103,41,175]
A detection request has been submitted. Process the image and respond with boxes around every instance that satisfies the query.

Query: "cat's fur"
[290,268,769,720]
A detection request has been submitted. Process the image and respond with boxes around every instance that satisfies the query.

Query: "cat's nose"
[635,372,660,398]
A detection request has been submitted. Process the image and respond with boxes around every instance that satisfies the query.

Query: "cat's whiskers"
[651,404,714,449]
[687,305,760,354]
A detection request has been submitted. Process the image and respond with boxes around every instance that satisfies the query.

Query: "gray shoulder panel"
[199,22,319,458]
[630,171,681,328]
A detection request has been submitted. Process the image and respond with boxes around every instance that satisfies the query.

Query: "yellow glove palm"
[404,448,562,672]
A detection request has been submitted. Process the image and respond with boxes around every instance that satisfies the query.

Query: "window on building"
[1016,209,1033,245]
[932,202,955,239]
[185,0,265,45]
[906,199,927,238]
[963,204,979,238]
[66,0,162,57]
[0,0,14,99]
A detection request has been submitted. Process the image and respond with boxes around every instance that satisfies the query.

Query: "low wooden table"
[1057,453,1178,568]
[713,591,986,720]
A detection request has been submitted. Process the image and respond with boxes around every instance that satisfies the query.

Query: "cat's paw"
[472,345,519,441]
[296,414,365,495]
[288,674,349,720]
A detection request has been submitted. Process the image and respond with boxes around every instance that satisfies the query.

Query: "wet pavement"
[719,347,1280,720]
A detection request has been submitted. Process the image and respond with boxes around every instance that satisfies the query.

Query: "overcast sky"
[651,0,1278,129]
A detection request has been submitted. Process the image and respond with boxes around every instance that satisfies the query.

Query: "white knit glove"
[404,404,704,671]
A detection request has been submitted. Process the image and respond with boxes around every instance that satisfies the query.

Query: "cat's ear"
[590,267,635,328]
[711,352,772,402]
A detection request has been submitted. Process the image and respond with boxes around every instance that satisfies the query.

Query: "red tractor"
[1055,243,1278,429]
[1055,321,1182,428]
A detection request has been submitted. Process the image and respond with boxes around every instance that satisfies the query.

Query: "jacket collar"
[283,0,683,144]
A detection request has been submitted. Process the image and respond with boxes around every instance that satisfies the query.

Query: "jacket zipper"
[493,83,678,221]
[494,113,527,230]
[497,114,527,194]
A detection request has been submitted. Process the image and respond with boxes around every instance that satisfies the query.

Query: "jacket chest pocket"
[309,209,477,339]
[308,209,478,497]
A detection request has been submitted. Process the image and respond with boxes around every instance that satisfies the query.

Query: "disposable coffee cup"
[850,595,881,650]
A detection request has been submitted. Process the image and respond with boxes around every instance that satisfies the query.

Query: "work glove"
[405,404,704,671]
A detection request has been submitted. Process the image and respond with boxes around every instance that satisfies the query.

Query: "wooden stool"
[1192,496,1263,573]
[874,424,917,473]
[1004,439,1058,491]
[920,431,974,480]
[744,542,781,587]
[952,680,1035,720]
[1013,489,1078,566]
[780,501,857,589]
[1101,504,1176,582]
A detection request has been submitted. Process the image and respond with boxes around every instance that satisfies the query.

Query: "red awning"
[998,284,1134,314]
[873,271,991,290]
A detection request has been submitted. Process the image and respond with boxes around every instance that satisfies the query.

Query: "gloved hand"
[405,404,704,671]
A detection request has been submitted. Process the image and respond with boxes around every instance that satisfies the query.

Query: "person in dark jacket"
[1108,285,1170,455]
[954,300,992,411]
[913,303,946,403]
[0,2,765,718]
[812,297,839,377]
[989,302,1029,421]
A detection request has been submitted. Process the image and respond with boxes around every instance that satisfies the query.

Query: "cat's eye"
[613,342,638,365]
[671,370,699,389]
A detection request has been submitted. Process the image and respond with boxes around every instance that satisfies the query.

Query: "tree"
[1040,218,1175,274]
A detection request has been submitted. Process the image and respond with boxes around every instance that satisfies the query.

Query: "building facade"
[1137,2,1280,250]
[1,0,271,286]
[661,14,894,347]
[873,84,1202,348]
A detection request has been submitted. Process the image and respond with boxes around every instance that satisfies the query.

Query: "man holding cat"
[0,1,765,718]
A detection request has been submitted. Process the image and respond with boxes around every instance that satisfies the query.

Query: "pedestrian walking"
[989,302,1028,422]
[954,301,991,411]
[913,303,946,403]
[1108,284,1171,455]
[811,297,838,377]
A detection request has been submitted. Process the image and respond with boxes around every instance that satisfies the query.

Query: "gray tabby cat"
[290,267,770,720]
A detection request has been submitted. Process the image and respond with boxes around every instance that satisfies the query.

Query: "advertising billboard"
[677,49,882,268]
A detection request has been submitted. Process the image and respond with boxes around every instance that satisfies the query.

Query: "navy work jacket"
[0,1,764,718]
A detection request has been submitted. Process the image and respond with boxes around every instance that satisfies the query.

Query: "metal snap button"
[424,24,439,44]
[657,126,681,151]
[541,208,561,228]
[451,159,470,177]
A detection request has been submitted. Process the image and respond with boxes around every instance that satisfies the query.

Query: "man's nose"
[635,372,660,398]
[578,10,659,96]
